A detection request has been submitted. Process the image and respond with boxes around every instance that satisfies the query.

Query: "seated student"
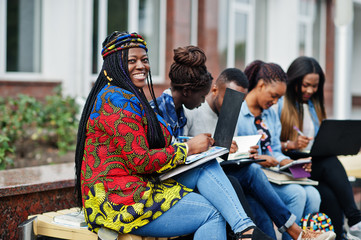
[278,56,361,240]
[183,68,335,240]
[75,32,272,240]
[234,60,335,240]
[146,44,272,239]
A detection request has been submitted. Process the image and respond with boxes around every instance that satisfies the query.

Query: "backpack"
[299,212,334,232]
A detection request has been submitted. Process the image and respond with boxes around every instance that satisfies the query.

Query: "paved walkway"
[340,153,361,179]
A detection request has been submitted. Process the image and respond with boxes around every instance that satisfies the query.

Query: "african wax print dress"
[81,85,192,234]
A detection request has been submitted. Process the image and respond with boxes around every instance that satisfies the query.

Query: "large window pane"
[235,13,247,70]
[299,23,306,56]
[6,0,41,72]
[139,0,160,75]
[107,0,128,34]
[92,0,99,74]
[218,0,229,70]
[92,0,163,77]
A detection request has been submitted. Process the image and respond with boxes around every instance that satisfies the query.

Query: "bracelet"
[284,140,290,151]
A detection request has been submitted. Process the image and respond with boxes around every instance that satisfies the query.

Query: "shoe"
[300,229,336,240]
[234,226,274,240]
[350,221,361,239]
[346,231,361,240]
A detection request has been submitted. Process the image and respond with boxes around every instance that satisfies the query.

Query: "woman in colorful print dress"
[74,31,273,240]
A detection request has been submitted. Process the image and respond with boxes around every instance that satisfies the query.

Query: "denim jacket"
[149,88,186,138]
[236,100,290,163]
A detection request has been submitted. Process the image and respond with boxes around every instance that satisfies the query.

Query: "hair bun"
[173,46,206,67]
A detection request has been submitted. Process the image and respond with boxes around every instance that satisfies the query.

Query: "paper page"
[228,135,262,160]
[186,146,228,164]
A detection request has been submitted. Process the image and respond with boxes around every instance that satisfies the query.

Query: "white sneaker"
[300,229,336,240]
[346,231,361,240]
[350,221,361,239]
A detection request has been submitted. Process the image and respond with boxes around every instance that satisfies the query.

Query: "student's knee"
[287,185,307,204]
[246,163,263,178]
[304,186,321,210]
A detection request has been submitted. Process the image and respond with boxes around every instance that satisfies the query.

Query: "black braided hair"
[244,60,287,91]
[74,31,165,207]
[169,45,213,91]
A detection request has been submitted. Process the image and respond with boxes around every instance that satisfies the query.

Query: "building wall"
[2,0,360,114]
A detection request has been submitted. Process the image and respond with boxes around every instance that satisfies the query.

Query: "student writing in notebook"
[234,60,334,240]
[277,56,361,240]
[75,32,270,240]
[184,68,335,240]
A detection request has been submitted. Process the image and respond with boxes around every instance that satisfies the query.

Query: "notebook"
[213,88,245,154]
[285,119,361,159]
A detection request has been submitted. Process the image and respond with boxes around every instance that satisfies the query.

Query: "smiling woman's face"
[128,48,150,89]
[257,80,286,109]
[300,73,319,102]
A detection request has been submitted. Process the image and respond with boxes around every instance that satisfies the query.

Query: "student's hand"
[229,140,238,154]
[279,158,293,167]
[295,135,312,149]
[257,155,279,168]
[249,145,259,159]
[186,133,214,156]
[300,157,312,172]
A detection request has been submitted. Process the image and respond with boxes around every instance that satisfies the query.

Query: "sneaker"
[346,231,361,240]
[350,221,361,239]
[300,229,336,240]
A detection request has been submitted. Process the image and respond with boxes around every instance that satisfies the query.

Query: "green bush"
[0,87,79,169]
[0,136,13,169]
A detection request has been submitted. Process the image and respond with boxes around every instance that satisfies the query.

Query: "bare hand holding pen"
[186,133,214,156]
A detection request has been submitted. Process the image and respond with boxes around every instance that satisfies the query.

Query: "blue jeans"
[132,159,255,239]
[224,164,296,235]
[271,183,320,223]
[271,183,321,240]
[246,194,277,239]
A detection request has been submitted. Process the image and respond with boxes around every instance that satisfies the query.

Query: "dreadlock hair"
[216,68,249,89]
[244,60,287,92]
[169,45,213,92]
[74,31,165,207]
[280,56,326,142]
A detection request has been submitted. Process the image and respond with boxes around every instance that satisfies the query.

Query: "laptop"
[285,119,361,159]
[212,88,265,165]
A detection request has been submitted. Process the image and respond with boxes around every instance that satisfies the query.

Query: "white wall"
[266,0,299,71]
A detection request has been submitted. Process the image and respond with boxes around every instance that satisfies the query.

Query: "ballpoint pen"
[267,145,274,157]
[293,125,305,136]
[177,136,193,142]
[178,136,193,140]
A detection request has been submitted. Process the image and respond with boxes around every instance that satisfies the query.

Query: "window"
[5,0,42,73]
[298,0,316,57]
[218,0,254,70]
[92,0,165,83]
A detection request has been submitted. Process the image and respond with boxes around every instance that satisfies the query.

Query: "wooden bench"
[27,208,176,240]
